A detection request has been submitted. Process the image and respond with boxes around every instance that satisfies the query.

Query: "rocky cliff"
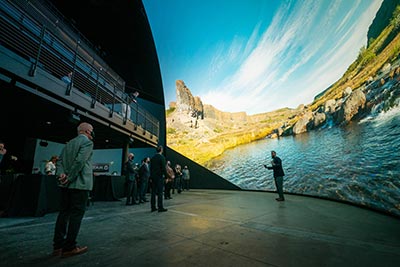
[167,2,400,165]
[175,80,204,119]
[167,81,299,164]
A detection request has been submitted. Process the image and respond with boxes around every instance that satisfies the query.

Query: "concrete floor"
[0,189,399,267]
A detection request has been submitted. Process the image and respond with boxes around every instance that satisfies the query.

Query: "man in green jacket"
[53,122,94,258]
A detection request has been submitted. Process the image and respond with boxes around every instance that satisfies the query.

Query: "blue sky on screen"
[143,0,383,115]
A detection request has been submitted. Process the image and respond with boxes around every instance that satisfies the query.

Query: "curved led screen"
[144,0,400,217]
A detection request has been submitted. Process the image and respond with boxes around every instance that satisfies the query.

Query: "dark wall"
[166,147,240,190]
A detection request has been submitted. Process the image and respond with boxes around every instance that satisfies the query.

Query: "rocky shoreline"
[277,62,400,138]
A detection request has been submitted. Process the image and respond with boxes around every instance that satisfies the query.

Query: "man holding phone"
[264,150,285,201]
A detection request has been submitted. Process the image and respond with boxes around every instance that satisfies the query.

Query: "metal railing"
[0,0,159,137]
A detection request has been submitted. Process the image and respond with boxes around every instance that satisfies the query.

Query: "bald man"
[53,122,94,258]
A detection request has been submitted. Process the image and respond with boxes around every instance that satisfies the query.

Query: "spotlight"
[39,140,48,147]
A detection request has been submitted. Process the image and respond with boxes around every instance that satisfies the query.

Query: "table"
[92,175,126,201]
[0,174,127,217]
[2,174,60,217]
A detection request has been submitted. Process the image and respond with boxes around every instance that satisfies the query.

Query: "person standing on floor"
[52,122,94,258]
[164,160,175,199]
[150,146,168,212]
[45,155,59,175]
[264,150,285,201]
[0,140,6,165]
[174,164,183,194]
[125,153,138,205]
[0,140,6,175]
[138,157,150,203]
[182,165,190,191]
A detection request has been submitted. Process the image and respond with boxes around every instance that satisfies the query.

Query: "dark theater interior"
[0,0,399,266]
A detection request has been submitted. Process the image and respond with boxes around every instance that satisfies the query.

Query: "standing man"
[0,141,6,174]
[125,153,138,205]
[138,157,150,203]
[264,150,285,201]
[150,146,168,212]
[182,166,190,191]
[45,155,59,175]
[53,122,94,257]
[0,140,6,165]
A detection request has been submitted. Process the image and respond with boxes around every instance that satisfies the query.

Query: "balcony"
[0,0,159,147]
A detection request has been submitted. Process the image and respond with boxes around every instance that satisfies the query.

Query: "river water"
[210,106,400,217]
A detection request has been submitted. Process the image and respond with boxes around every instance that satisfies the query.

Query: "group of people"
[164,160,190,199]
[124,153,150,205]
[123,148,191,211]
[23,120,283,259]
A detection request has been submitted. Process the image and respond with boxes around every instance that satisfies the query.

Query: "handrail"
[0,0,159,138]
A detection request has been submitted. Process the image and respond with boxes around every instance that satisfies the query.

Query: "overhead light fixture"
[39,140,48,147]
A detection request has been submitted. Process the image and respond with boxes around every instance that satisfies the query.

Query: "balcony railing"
[0,0,159,138]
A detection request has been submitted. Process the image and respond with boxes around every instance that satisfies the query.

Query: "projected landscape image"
[144,0,400,216]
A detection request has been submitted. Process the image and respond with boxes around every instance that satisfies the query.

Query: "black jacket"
[267,156,285,178]
[150,153,166,180]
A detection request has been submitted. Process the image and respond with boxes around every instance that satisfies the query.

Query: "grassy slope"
[167,10,400,166]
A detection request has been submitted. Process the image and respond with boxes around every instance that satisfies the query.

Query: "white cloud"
[202,0,383,114]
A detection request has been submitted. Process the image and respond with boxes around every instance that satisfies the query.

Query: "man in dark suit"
[0,140,7,175]
[125,153,138,205]
[264,150,285,201]
[150,146,168,212]
[138,157,150,203]
[53,122,94,257]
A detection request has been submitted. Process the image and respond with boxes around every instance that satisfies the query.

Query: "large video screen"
[144,0,400,216]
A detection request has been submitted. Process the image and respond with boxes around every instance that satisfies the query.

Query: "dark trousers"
[171,178,176,194]
[175,176,182,193]
[274,176,284,199]
[139,178,149,201]
[53,188,89,251]
[151,177,165,209]
[164,181,172,198]
[183,179,190,190]
[126,180,137,204]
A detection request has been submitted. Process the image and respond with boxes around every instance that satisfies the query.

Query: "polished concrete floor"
[0,189,399,267]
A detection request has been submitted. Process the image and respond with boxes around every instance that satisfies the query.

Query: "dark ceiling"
[1,0,163,168]
[50,0,165,105]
